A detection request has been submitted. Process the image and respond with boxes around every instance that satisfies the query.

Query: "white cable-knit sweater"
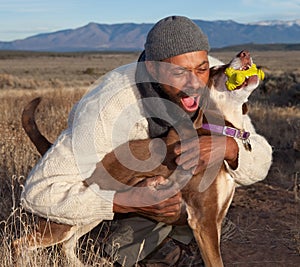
[21,59,272,226]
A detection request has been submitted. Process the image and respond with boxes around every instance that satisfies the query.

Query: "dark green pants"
[105,216,193,267]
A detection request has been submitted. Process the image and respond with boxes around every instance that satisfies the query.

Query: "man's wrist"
[225,137,239,169]
[113,192,135,213]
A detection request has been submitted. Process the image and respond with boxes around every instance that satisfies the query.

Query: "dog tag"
[242,138,252,151]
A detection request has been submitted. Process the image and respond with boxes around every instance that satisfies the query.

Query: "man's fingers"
[146,175,166,185]
[175,150,200,168]
[137,191,186,223]
[163,193,182,206]
[154,188,181,203]
[137,175,167,188]
[145,200,182,216]
[191,165,205,175]
[155,202,182,214]
[174,138,199,154]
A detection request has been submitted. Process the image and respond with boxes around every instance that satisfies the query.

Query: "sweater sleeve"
[21,129,116,226]
[21,177,115,226]
[224,115,273,186]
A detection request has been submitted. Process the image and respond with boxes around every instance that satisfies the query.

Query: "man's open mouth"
[180,95,200,112]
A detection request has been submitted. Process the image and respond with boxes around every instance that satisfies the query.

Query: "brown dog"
[14,51,261,267]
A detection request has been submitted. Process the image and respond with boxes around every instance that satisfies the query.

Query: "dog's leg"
[186,198,223,267]
[12,218,74,265]
[183,171,235,267]
[13,219,101,266]
[12,233,40,267]
[61,220,101,267]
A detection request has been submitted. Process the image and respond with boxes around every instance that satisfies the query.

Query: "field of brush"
[0,50,299,266]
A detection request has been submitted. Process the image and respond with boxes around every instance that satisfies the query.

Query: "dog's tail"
[22,97,52,156]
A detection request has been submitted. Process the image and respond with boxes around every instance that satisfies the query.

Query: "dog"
[13,50,262,267]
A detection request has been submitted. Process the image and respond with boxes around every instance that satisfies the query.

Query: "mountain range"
[0,19,300,52]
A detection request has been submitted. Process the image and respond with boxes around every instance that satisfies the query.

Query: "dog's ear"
[242,103,248,114]
[208,64,228,89]
[193,110,203,129]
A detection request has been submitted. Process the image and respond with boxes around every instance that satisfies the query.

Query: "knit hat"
[144,16,210,61]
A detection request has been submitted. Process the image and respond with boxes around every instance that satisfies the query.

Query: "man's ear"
[145,61,157,79]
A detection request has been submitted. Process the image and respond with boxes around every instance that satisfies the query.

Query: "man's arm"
[21,137,183,226]
[174,115,272,185]
[86,138,184,223]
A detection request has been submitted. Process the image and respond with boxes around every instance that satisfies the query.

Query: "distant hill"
[211,43,300,52]
[0,20,300,52]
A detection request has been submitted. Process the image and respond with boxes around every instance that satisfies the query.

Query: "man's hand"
[113,176,183,222]
[174,135,239,175]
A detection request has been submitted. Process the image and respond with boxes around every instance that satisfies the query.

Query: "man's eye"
[172,72,185,76]
[197,67,208,73]
[171,69,186,76]
[197,64,209,73]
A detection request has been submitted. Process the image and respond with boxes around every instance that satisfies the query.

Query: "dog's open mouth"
[236,65,250,89]
[241,64,251,71]
[235,79,248,89]
[181,95,200,112]
[225,63,259,90]
[235,64,257,89]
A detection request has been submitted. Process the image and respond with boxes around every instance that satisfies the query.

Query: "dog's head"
[209,50,264,105]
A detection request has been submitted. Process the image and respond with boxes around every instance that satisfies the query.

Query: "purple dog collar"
[202,123,250,140]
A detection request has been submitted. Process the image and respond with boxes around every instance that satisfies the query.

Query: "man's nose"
[187,71,202,89]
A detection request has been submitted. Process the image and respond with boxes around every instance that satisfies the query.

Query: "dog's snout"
[236,50,252,69]
[237,50,250,59]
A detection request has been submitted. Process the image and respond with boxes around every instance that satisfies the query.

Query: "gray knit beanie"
[144,16,210,61]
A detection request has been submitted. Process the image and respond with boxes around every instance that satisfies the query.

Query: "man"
[21,16,272,266]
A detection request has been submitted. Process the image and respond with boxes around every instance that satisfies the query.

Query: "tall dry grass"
[249,103,300,188]
[0,88,125,266]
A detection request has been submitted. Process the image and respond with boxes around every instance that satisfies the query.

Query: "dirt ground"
[0,51,299,266]
[222,182,299,266]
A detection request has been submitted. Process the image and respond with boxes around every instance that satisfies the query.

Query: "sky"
[0,0,300,41]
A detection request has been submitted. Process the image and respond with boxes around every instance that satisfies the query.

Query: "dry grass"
[249,104,300,187]
[0,51,299,266]
[0,52,139,90]
[0,88,122,266]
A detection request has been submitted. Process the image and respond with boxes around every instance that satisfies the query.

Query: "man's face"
[146,51,210,114]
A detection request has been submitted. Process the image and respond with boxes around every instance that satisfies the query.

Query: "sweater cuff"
[86,184,115,220]
[224,137,272,186]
